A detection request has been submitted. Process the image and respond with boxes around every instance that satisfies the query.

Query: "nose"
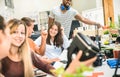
[16,32,24,37]
[32,29,34,33]
[18,33,22,37]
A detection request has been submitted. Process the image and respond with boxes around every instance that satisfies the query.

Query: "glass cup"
[113,50,120,58]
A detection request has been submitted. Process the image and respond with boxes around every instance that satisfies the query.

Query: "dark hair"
[47,21,63,47]
[116,36,120,43]
[21,17,35,27]
[0,15,6,33]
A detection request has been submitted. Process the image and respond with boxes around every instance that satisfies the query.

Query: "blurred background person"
[35,21,69,63]
[0,15,10,60]
[0,15,11,77]
[21,17,47,56]
[49,0,102,38]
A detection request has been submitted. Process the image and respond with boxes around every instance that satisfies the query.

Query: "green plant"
[104,30,109,34]
[109,21,116,29]
[51,64,93,77]
[111,33,118,37]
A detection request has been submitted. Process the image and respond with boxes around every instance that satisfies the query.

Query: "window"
[5,0,14,9]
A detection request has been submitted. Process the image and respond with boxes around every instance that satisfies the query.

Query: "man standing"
[49,0,102,38]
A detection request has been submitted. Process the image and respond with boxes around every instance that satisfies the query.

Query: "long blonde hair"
[7,19,34,77]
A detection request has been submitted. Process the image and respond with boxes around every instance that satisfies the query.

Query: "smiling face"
[62,0,72,7]
[49,25,58,38]
[11,24,25,47]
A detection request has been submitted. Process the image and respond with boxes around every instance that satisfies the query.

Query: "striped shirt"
[49,6,79,38]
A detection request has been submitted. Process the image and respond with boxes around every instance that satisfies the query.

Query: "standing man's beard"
[63,4,70,9]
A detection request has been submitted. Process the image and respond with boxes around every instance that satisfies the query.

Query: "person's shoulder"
[69,7,77,12]
[69,7,79,14]
[52,6,60,10]
[1,56,10,63]
[1,56,8,61]
[27,38,34,43]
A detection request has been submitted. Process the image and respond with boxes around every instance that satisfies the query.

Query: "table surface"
[52,60,120,77]
[92,60,120,77]
[52,50,120,77]
[35,47,120,77]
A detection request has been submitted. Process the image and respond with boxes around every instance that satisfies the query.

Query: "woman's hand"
[61,27,64,35]
[65,50,97,74]
[41,29,48,40]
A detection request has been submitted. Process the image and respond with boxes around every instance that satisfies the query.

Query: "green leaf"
[50,66,65,76]
[51,64,93,77]
[104,30,109,34]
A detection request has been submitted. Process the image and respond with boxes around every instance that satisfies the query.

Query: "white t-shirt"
[34,35,70,59]
[49,6,79,38]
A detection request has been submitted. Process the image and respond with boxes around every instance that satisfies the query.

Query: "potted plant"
[102,21,118,45]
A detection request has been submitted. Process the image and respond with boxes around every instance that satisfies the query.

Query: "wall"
[1,0,119,24]
[13,0,100,18]
[96,0,103,8]
[0,0,14,21]
[0,0,102,19]
[113,0,120,23]
[72,0,104,26]
[14,0,61,18]
[72,0,97,13]
[82,7,104,27]
[0,0,5,15]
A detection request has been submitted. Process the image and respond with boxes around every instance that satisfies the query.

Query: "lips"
[13,38,24,44]
[16,39,22,43]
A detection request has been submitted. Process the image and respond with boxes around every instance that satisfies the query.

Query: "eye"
[13,31,18,34]
[21,32,25,34]
[55,29,58,31]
